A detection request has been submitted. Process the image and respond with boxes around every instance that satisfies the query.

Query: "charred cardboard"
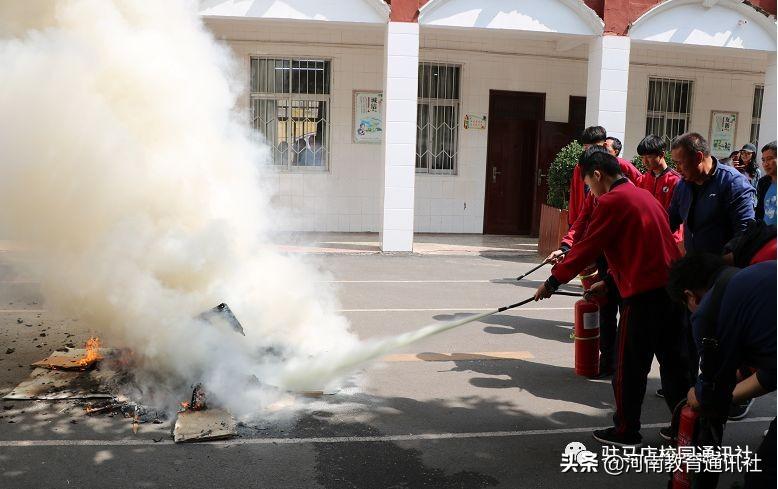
[31,348,116,370]
[3,368,113,400]
[173,408,237,443]
[197,303,245,336]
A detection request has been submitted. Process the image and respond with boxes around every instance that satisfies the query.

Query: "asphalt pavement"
[0,248,774,488]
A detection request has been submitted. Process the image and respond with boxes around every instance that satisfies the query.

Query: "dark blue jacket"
[692,261,777,413]
[669,158,756,254]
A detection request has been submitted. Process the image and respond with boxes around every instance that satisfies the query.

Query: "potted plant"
[538,141,582,257]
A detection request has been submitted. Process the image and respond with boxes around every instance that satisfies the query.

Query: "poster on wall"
[353,91,383,143]
[709,111,738,158]
[464,114,487,130]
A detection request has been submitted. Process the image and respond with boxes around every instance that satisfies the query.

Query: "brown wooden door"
[484,91,545,235]
[531,121,580,235]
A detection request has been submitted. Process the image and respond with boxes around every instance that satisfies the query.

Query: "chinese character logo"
[561,442,598,472]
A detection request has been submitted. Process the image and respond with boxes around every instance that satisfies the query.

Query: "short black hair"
[762,141,777,154]
[637,135,666,156]
[579,146,622,180]
[666,253,727,304]
[581,126,607,145]
[606,137,622,155]
[671,132,711,157]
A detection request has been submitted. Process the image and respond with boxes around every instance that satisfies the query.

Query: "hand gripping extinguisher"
[573,298,600,377]
[668,400,700,489]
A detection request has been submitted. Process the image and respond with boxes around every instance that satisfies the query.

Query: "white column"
[380,21,419,252]
[758,52,777,149]
[585,35,631,143]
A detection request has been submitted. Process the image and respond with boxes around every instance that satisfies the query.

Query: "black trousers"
[612,287,691,435]
[599,298,619,371]
[596,256,620,372]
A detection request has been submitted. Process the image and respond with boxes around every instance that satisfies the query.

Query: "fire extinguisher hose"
[515,249,571,281]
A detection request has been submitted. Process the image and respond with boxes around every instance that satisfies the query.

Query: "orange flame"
[77,337,103,367]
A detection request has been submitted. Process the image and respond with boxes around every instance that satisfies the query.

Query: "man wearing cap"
[734,143,762,187]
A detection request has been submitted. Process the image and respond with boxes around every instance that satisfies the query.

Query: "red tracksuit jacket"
[568,157,641,226]
[638,167,684,244]
[552,179,681,298]
[561,158,642,248]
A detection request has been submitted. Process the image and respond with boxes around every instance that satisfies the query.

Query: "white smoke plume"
[0,0,360,415]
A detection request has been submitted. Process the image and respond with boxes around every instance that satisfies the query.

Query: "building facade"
[200,0,777,251]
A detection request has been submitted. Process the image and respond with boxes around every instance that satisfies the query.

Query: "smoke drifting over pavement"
[0,0,360,415]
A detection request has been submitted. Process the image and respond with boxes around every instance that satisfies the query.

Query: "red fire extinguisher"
[578,264,599,290]
[669,401,700,489]
[579,264,606,305]
[573,299,599,377]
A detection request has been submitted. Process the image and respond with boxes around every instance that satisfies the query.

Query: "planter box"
[538,204,569,258]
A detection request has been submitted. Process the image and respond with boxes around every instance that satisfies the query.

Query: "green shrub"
[547,141,583,209]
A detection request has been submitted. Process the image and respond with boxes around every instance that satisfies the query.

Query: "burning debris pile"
[1,304,305,443]
[0,0,360,428]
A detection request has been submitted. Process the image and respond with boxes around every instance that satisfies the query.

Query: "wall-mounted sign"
[464,113,487,130]
[353,91,383,143]
[709,110,738,158]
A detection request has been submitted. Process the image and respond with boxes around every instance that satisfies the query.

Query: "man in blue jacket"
[668,133,755,254]
[666,132,756,414]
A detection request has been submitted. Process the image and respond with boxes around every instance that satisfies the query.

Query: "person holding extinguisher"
[667,254,776,489]
[547,130,642,378]
[535,147,690,447]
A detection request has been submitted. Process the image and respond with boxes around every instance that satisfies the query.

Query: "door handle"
[492,166,501,184]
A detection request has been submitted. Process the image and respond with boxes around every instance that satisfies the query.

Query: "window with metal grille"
[416,63,460,175]
[645,77,693,142]
[250,58,330,170]
[750,85,764,144]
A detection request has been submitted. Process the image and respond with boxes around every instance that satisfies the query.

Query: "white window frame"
[645,76,694,143]
[249,57,331,172]
[416,62,461,176]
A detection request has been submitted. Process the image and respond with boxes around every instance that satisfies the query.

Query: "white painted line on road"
[0,417,771,447]
[338,307,574,312]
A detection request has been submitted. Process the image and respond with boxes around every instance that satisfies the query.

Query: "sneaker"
[728,399,754,420]
[592,427,642,448]
[659,426,675,443]
[655,388,665,398]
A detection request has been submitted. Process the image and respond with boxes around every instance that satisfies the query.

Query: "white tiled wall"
[205,19,386,232]
[205,19,770,234]
[624,43,768,160]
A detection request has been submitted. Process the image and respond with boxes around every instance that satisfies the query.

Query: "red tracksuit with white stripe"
[638,167,684,245]
[567,157,641,227]
[547,178,690,436]
[563,159,642,247]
